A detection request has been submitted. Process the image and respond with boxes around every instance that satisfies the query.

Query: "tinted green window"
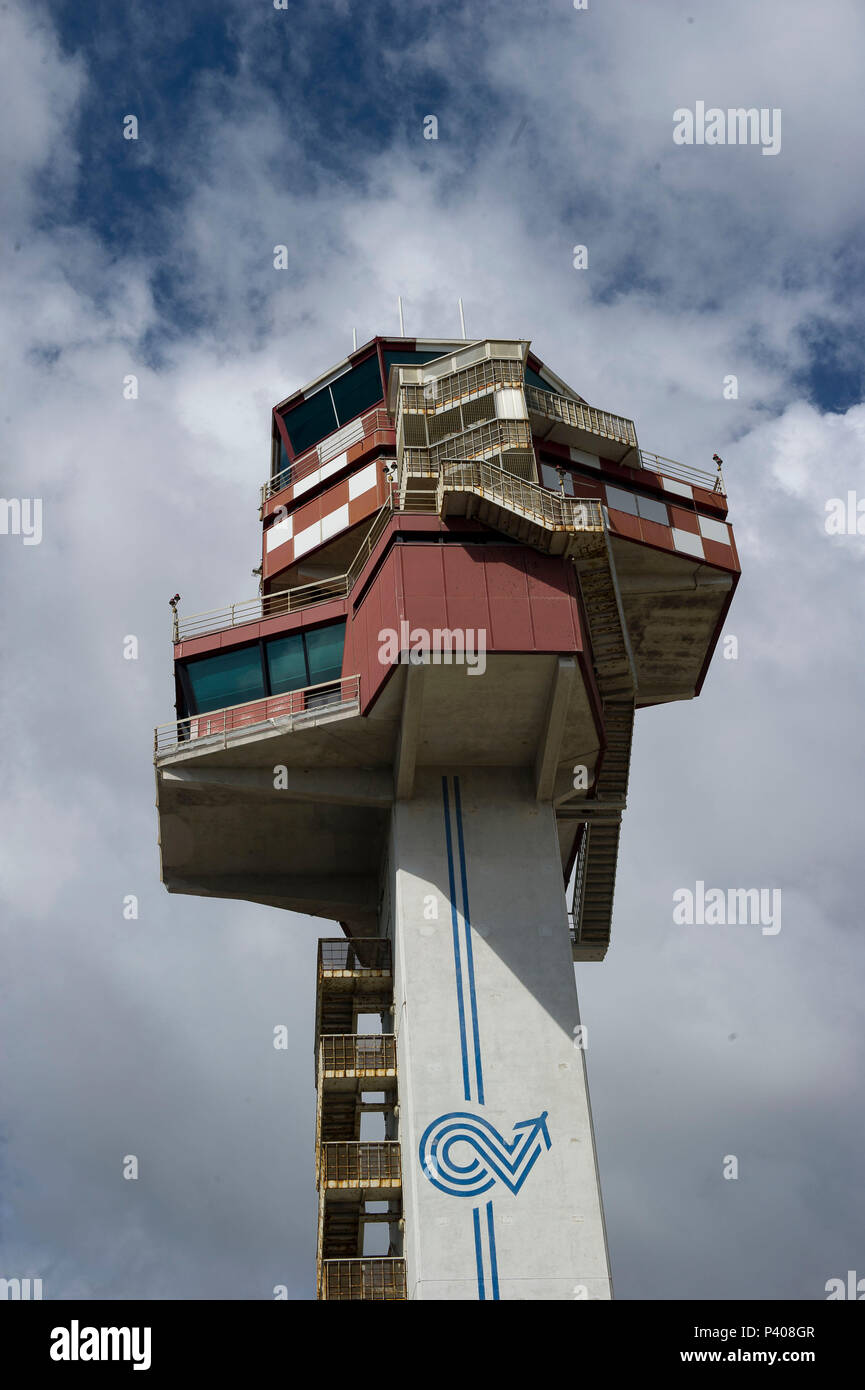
[266,632,308,694]
[331,354,383,426]
[180,620,347,716]
[185,647,265,714]
[382,349,450,382]
[525,366,561,396]
[277,434,290,479]
[282,389,338,457]
[305,622,346,685]
[284,352,457,460]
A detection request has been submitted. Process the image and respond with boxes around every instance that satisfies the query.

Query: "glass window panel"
[183,647,265,715]
[540,463,574,494]
[525,366,558,395]
[382,350,450,388]
[605,485,639,517]
[277,434,289,479]
[282,388,338,457]
[266,632,308,694]
[331,355,384,426]
[636,494,669,526]
[305,622,346,686]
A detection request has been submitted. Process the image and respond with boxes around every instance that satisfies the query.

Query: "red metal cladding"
[343,542,585,715]
[670,505,701,535]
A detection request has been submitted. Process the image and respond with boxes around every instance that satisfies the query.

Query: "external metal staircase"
[396,455,637,962]
[314,940,405,1301]
[568,702,635,957]
[566,546,636,960]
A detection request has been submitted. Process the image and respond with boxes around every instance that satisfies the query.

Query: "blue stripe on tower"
[442,776,471,1103]
[453,776,484,1105]
[472,1206,486,1300]
[486,1201,500,1300]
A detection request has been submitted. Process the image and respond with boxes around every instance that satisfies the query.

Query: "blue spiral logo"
[419,1110,552,1197]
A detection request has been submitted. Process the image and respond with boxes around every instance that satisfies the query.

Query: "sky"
[1,0,864,1301]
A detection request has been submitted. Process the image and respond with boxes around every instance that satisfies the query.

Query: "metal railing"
[320,1142,402,1187]
[264,408,393,502]
[525,384,638,449]
[154,675,360,755]
[436,458,605,533]
[401,418,534,472]
[569,827,589,944]
[319,1258,406,1301]
[175,497,395,641]
[527,383,726,495]
[319,1035,397,1074]
[175,576,350,641]
[318,938,392,974]
[402,448,537,486]
[639,448,726,496]
[399,358,524,413]
[343,496,395,590]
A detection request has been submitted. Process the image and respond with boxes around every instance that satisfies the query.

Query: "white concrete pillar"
[384,767,612,1301]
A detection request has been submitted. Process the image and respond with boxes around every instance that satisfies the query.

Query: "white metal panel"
[698,514,731,545]
[660,476,693,499]
[672,527,705,558]
[293,469,320,499]
[494,388,528,420]
[349,461,378,500]
[320,452,348,482]
[321,503,350,540]
[294,519,322,558]
[265,516,293,553]
[570,447,601,469]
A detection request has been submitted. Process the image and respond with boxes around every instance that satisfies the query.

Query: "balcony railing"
[175,577,350,641]
[154,675,360,755]
[319,1258,406,1301]
[264,408,392,503]
[638,448,726,496]
[398,357,524,413]
[343,495,395,588]
[526,383,638,449]
[318,938,392,975]
[527,383,726,496]
[320,1142,402,1188]
[174,497,395,642]
[319,1034,397,1075]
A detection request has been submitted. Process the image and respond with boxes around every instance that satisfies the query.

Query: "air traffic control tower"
[155,336,739,1301]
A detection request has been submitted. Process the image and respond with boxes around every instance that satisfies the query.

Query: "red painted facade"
[344,538,585,713]
[171,336,740,735]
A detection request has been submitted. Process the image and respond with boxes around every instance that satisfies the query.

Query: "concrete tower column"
[384,766,612,1301]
